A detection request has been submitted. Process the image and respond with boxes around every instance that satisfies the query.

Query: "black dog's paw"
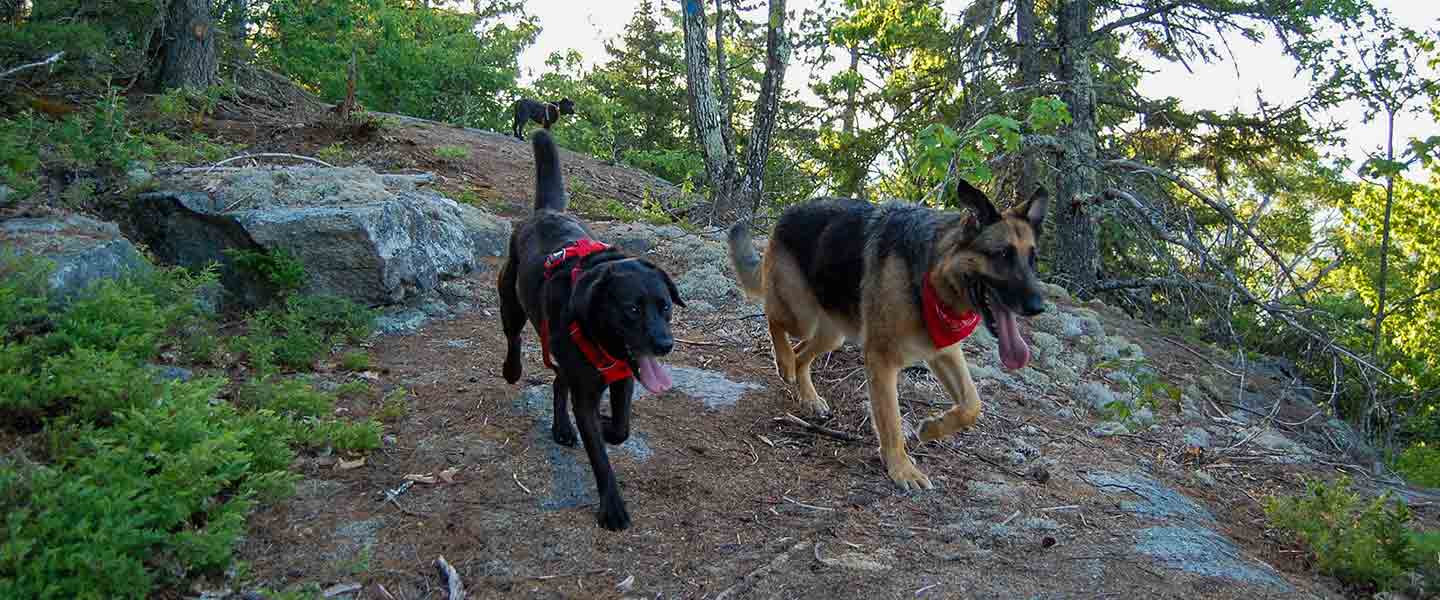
[597,495,631,531]
[502,352,522,384]
[599,415,629,445]
[551,422,578,447]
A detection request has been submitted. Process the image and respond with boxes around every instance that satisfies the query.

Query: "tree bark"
[839,44,862,198]
[1052,0,1100,295]
[1015,0,1043,203]
[714,0,736,158]
[681,0,789,222]
[1372,108,1397,357]
[159,0,219,90]
[227,0,248,55]
[738,0,789,215]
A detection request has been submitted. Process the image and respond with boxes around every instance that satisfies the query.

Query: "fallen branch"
[205,153,336,172]
[434,555,466,600]
[676,338,723,347]
[0,52,64,80]
[775,412,862,443]
[782,495,836,512]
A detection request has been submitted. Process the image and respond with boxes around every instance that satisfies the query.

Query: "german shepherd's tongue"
[993,305,1031,371]
[636,356,673,393]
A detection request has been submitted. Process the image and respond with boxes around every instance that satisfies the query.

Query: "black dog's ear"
[570,263,612,320]
[639,259,685,308]
[1015,186,1048,236]
[955,179,1001,225]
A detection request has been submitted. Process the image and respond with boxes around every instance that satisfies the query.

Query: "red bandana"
[921,272,980,350]
[539,239,634,384]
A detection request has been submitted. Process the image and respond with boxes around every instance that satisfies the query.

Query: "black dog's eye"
[627,304,641,316]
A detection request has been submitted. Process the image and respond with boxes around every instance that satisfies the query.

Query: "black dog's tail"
[532,129,566,212]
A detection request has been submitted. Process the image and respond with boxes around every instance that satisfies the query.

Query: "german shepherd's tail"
[532,129,566,212]
[727,223,764,299]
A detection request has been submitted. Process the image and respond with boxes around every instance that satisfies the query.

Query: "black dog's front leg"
[550,377,577,447]
[573,387,630,531]
[601,379,632,445]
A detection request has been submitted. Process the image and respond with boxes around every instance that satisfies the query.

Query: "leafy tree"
[254,0,538,129]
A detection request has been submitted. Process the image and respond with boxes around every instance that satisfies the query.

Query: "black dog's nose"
[1021,294,1046,317]
[653,336,674,356]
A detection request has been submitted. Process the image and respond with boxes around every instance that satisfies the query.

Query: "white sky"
[516,0,1440,181]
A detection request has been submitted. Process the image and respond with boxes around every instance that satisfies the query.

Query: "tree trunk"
[682,0,789,222]
[1372,109,1397,357]
[1052,0,1100,295]
[159,0,219,90]
[714,0,735,158]
[839,45,862,198]
[1015,0,1043,203]
[738,0,789,215]
[227,0,248,55]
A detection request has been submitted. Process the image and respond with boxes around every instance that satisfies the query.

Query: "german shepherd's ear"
[570,263,613,320]
[1014,186,1049,237]
[639,259,685,308]
[955,179,1002,225]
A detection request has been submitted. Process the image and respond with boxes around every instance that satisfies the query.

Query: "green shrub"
[0,378,298,599]
[224,247,308,296]
[1394,444,1440,488]
[1266,476,1437,592]
[0,256,382,598]
[234,294,375,373]
[339,351,370,371]
[434,145,470,161]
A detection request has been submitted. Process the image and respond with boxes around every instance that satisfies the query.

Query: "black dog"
[498,129,683,531]
[511,97,576,140]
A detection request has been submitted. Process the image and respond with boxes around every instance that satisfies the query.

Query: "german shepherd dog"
[727,181,1048,490]
[498,130,684,530]
[511,97,576,140]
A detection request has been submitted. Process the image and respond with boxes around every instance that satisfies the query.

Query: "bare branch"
[1092,2,1184,38]
[0,52,64,80]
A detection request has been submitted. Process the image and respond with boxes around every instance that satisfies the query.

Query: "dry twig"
[775,412,862,443]
[0,52,64,80]
[434,555,465,600]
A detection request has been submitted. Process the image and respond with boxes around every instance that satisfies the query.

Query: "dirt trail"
[211,116,1438,599]
[235,220,1419,600]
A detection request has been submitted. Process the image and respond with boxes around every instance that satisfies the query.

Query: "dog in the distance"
[498,129,683,530]
[727,181,1048,490]
[511,97,576,140]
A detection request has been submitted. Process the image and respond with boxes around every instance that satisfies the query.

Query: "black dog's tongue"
[636,356,673,393]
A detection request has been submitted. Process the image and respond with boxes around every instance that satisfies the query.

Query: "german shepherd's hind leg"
[767,318,797,384]
[794,329,841,419]
[499,257,526,384]
[918,348,981,442]
[867,351,933,490]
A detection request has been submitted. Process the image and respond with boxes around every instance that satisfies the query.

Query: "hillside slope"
[180,115,1440,598]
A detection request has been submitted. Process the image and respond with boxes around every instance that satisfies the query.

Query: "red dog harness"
[539,240,634,384]
[921,272,981,349]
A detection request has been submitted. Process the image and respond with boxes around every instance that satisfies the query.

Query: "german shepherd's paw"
[917,416,948,442]
[798,393,833,420]
[598,495,631,531]
[884,453,934,491]
[551,421,578,447]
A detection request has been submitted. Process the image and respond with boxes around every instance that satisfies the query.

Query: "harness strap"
[538,240,633,384]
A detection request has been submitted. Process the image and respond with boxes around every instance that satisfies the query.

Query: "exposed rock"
[1083,471,1213,522]
[1090,421,1128,437]
[675,263,740,311]
[131,167,509,308]
[1073,381,1119,412]
[1130,406,1157,429]
[1,214,153,304]
[126,167,154,189]
[1135,527,1290,589]
[1183,427,1212,449]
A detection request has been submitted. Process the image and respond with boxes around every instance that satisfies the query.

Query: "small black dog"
[498,129,683,531]
[511,97,576,140]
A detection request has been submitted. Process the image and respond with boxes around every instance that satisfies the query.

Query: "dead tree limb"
[776,413,862,443]
[0,52,64,80]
